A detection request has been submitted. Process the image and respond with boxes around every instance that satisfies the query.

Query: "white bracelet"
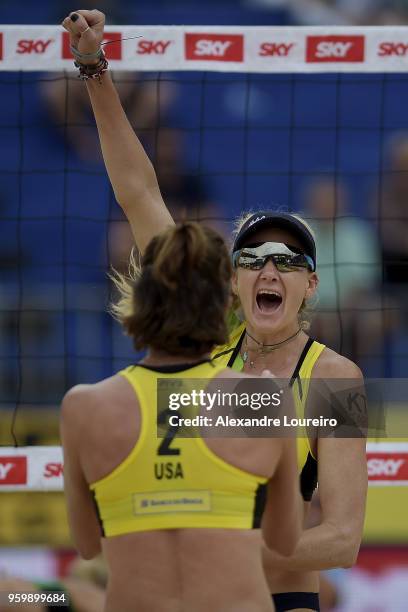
[70,46,103,61]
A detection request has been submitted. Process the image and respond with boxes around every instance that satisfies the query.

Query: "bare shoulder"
[313,350,368,450]
[61,374,136,424]
[313,346,363,381]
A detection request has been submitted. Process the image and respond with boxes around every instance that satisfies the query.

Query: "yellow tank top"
[90,359,268,537]
[212,323,325,501]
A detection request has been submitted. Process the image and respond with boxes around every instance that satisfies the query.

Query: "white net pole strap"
[1,25,408,72]
[0,443,408,491]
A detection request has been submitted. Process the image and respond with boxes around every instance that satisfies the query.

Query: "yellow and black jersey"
[90,359,268,537]
[212,322,325,501]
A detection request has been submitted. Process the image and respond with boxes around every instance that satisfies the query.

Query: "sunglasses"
[232,242,315,272]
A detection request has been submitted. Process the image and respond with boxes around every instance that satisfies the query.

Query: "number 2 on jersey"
[157,409,180,456]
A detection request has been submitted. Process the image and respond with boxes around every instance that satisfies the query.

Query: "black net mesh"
[1,69,408,445]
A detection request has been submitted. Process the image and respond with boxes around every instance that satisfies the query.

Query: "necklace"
[242,327,302,368]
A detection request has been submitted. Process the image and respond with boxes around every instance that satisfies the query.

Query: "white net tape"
[1,25,408,72]
[0,443,407,491]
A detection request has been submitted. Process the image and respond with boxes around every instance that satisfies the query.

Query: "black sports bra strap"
[290,337,314,387]
[216,331,314,375]
[227,329,246,368]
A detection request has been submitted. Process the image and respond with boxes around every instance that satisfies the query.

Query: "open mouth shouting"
[255,289,283,314]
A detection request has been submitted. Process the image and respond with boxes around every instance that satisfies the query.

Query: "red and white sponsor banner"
[185,33,244,62]
[0,443,407,491]
[2,26,408,71]
[306,34,365,63]
[62,31,123,60]
[0,446,63,491]
[366,442,408,486]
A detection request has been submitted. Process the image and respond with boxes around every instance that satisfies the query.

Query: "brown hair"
[110,222,232,356]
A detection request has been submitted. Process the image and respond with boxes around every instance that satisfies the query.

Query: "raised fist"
[61,9,105,63]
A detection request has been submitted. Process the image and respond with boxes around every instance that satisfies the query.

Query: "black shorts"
[272,592,320,611]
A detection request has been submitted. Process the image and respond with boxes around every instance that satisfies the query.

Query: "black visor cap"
[233,212,316,271]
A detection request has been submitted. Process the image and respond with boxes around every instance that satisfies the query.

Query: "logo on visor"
[247,215,266,228]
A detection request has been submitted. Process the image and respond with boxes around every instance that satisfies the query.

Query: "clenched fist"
[61,9,105,64]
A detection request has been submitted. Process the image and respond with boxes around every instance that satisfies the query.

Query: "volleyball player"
[61,221,301,612]
[61,10,368,612]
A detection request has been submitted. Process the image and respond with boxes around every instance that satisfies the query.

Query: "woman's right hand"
[62,8,174,253]
[61,9,105,63]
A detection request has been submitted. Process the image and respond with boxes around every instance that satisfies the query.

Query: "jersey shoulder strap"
[290,337,325,386]
[211,322,246,368]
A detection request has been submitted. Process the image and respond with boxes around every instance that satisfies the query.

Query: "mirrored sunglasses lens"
[237,250,259,269]
[239,257,264,269]
[274,255,308,272]
[237,248,312,271]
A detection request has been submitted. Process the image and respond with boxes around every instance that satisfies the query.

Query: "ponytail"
[152,223,209,291]
[110,222,232,356]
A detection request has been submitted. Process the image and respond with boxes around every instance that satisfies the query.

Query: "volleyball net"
[0,26,408,547]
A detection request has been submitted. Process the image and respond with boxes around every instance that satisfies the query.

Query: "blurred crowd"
[7,0,408,27]
[250,0,408,25]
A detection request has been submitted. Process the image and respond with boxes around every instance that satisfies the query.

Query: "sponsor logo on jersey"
[185,33,244,62]
[0,457,27,485]
[258,42,295,57]
[16,39,54,54]
[378,42,408,57]
[133,490,211,514]
[136,40,172,55]
[306,35,365,63]
[62,32,122,60]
